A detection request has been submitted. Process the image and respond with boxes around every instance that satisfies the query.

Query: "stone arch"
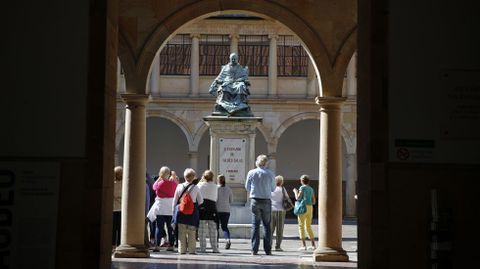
[274,113,355,155]
[118,32,141,93]
[273,112,320,142]
[256,124,270,141]
[332,27,358,95]
[191,122,209,152]
[146,110,195,151]
[122,1,333,96]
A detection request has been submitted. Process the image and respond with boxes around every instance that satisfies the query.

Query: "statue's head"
[229,53,238,64]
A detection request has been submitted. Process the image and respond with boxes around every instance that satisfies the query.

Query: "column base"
[113,244,150,258]
[313,246,349,262]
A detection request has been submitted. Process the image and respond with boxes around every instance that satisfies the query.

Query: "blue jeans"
[250,198,272,253]
[218,212,231,239]
[156,215,174,246]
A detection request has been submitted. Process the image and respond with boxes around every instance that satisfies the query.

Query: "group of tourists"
[144,167,233,255]
[112,154,317,256]
[245,154,316,255]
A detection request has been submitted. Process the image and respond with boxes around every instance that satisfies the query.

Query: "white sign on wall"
[219,138,246,184]
[0,162,59,269]
[440,70,480,140]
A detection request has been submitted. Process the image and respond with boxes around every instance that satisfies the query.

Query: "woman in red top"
[147,166,178,251]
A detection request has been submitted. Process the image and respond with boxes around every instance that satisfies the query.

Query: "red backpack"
[179,184,194,215]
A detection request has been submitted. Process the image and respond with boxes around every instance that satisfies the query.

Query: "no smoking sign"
[396,147,410,161]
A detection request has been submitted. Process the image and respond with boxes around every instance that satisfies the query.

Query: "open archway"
[116,0,357,263]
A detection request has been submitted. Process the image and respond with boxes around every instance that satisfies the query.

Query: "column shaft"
[114,94,149,258]
[345,154,357,218]
[188,151,198,172]
[268,35,278,97]
[190,34,200,97]
[314,97,348,261]
[230,34,239,55]
[267,153,277,174]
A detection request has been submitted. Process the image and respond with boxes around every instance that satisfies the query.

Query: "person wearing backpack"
[172,168,203,255]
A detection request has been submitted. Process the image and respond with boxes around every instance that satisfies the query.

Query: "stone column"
[345,153,357,218]
[114,94,150,258]
[314,97,348,262]
[188,151,199,173]
[230,34,239,55]
[268,34,278,98]
[267,152,277,174]
[189,33,200,97]
[150,54,160,96]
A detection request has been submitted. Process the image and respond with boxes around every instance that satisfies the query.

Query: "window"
[199,35,230,76]
[277,36,308,77]
[238,35,269,76]
[159,34,191,75]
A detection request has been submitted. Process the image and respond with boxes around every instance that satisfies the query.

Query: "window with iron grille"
[159,34,192,75]
[277,35,308,77]
[199,35,230,76]
[238,35,269,76]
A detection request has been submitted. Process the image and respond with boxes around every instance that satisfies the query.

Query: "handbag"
[282,187,294,211]
[293,198,307,215]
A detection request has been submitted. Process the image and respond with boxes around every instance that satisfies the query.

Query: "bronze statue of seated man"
[208,52,253,117]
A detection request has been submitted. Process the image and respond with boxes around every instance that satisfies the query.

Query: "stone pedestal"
[203,116,262,223]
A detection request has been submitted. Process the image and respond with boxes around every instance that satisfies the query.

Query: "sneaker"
[275,247,283,251]
[298,246,307,251]
[307,246,316,251]
[225,241,231,250]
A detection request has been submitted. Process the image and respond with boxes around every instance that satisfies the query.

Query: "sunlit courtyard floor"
[112,220,357,269]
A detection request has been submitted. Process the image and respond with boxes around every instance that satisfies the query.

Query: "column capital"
[229,33,239,40]
[268,34,278,40]
[188,151,198,156]
[121,94,150,106]
[267,152,277,159]
[315,96,347,110]
[190,33,201,39]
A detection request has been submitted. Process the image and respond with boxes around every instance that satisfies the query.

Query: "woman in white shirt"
[270,175,288,251]
[197,170,220,253]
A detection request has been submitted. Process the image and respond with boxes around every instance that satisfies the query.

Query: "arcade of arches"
[114,1,357,263]
[6,0,479,269]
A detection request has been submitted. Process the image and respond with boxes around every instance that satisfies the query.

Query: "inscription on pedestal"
[219,138,246,184]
